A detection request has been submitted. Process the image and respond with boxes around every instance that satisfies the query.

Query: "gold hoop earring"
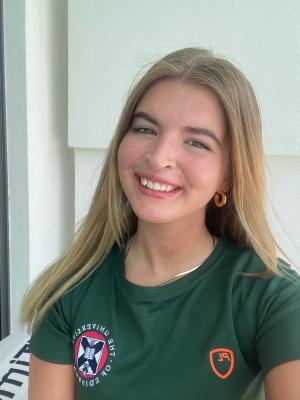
[214,192,227,208]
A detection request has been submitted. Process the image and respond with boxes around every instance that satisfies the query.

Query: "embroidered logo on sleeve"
[73,323,116,387]
[209,348,234,379]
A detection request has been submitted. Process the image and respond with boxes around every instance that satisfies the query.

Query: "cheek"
[117,135,133,172]
[117,134,148,170]
[117,140,126,172]
[183,156,211,180]
[117,135,142,189]
[118,133,136,163]
[184,155,226,188]
[117,139,128,189]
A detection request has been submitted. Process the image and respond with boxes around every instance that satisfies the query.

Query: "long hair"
[21,47,280,332]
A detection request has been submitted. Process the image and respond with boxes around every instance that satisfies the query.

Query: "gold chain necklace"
[125,235,217,287]
[157,235,216,286]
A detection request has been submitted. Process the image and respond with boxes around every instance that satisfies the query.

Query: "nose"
[144,136,176,169]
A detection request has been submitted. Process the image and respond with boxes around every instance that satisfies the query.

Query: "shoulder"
[222,237,300,336]
[223,239,300,376]
[218,238,269,280]
[220,237,300,282]
[61,242,122,306]
[29,243,123,362]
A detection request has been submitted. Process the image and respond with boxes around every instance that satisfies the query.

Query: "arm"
[29,354,75,400]
[264,360,300,400]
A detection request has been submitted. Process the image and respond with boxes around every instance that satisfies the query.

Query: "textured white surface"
[74,148,106,224]
[266,155,300,267]
[69,0,300,155]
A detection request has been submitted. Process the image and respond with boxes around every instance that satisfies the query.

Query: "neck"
[125,216,216,285]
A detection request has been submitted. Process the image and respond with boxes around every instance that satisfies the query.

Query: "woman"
[22,48,300,399]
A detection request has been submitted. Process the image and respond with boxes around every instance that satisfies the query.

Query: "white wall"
[69,0,300,156]
[69,1,300,267]
[26,1,74,282]
[266,156,300,265]
[74,149,106,226]
[3,0,73,332]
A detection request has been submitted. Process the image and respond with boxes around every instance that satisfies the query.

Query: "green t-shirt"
[30,238,300,399]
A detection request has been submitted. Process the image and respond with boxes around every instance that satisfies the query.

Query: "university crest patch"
[73,323,116,387]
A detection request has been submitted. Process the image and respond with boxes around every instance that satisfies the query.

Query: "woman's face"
[117,79,229,226]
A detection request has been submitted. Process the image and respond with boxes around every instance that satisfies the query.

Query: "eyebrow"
[132,111,222,147]
[133,111,158,126]
[187,126,222,147]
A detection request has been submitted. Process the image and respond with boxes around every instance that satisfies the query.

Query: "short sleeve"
[29,295,74,364]
[256,268,300,376]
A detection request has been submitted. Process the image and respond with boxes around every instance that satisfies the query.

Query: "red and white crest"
[209,348,234,379]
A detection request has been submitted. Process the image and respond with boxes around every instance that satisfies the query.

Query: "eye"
[131,126,156,135]
[185,140,210,150]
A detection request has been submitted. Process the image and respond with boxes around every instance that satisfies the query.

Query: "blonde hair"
[21,47,280,332]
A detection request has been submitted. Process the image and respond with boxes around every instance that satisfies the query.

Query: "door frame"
[0,0,10,340]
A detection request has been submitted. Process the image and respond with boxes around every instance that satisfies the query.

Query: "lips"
[140,177,176,192]
[135,173,182,190]
[134,173,183,198]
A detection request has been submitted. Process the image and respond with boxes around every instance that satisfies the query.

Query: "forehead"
[135,79,227,133]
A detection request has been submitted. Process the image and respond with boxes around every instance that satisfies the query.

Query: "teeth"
[140,177,176,192]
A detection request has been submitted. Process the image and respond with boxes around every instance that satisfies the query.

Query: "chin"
[132,209,175,225]
[131,204,206,227]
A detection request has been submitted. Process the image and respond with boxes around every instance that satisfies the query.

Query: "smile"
[140,176,177,192]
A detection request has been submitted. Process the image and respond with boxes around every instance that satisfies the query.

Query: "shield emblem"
[209,348,234,379]
[77,335,105,376]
